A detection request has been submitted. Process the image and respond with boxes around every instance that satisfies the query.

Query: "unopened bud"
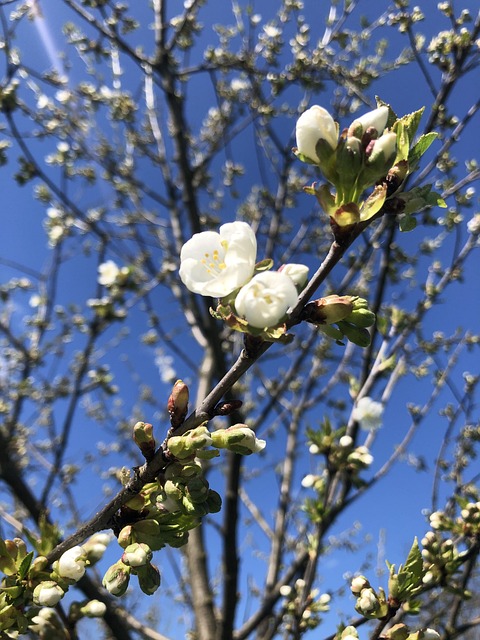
[337,321,371,347]
[303,295,354,326]
[211,424,266,455]
[80,599,107,618]
[102,560,131,596]
[133,422,156,461]
[385,624,409,640]
[213,399,243,416]
[33,581,65,607]
[136,562,161,595]
[168,380,189,428]
[351,575,369,594]
[122,542,153,568]
[168,425,213,459]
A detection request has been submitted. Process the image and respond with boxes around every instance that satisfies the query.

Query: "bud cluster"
[280,579,331,633]
[302,295,375,347]
[296,101,444,234]
[0,533,110,635]
[421,531,462,587]
[350,576,389,619]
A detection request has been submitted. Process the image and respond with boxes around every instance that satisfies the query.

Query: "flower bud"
[122,542,153,568]
[168,425,213,459]
[335,136,363,184]
[337,321,371,347]
[362,132,397,184]
[133,422,156,460]
[302,295,354,326]
[211,424,266,455]
[341,626,359,640]
[102,560,131,596]
[348,106,389,139]
[80,599,107,618]
[55,545,87,582]
[82,533,111,564]
[278,263,309,289]
[33,581,65,607]
[356,587,379,614]
[132,518,164,551]
[295,105,338,164]
[135,562,161,595]
[385,624,409,640]
[350,575,369,594]
[168,380,189,428]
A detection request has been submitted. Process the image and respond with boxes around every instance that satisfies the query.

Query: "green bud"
[132,519,164,551]
[337,321,371,347]
[303,295,354,326]
[385,624,410,640]
[211,424,266,455]
[133,422,156,460]
[118,525,134,549]
[346,308,376,328]
[168,380,189,428]
[102,560,131,597]
[335,136,363,185]
[205,490,222,513]
[135,562,161,595]
[79,599,107,618]
[122,542,153,568]
[167,426,212,459]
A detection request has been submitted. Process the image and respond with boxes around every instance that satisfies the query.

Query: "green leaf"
[399,184,446,216]
[408,132,438,170]
[394,121,410,164]
[403,538,423,577]
[399,215,417,232]
[394,107,425,143]
[18,551,34,580]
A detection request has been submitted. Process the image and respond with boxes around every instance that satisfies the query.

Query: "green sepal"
[254,258,273,272]
[375,96,398,129]
[393,107,425,146]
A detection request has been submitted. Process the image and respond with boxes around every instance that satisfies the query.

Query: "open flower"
[352,397,384,431]
[296,105,338,163]
[98,260,120,287]
[179,221,257,297]
[234,270,299,328]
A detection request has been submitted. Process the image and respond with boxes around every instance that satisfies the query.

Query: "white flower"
[467,213,480,235]
[352,397,384,431]
[234,271,298,328]
[179,221,257,297]
[348,105,389,137]
[33,581,64,607]
[263,24,281,38]
[296,105,338,162]
[57,545,86,581]
[98,260,120,287]
[279,263,309,288]
[348,446,373,467]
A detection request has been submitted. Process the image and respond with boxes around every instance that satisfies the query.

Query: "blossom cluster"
[295,102,444,232]
[179,220,308,334]
[0,533,110,635]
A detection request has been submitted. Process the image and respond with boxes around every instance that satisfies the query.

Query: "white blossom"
[57,545,86,581]
[179,221,257,297]
[352,397,384,431]
[367,131,397,165]
[467,213,480,235]
[279,584,292,596]
[98,260,120,287]
[296,105,338,162]
[234,271,298,328]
